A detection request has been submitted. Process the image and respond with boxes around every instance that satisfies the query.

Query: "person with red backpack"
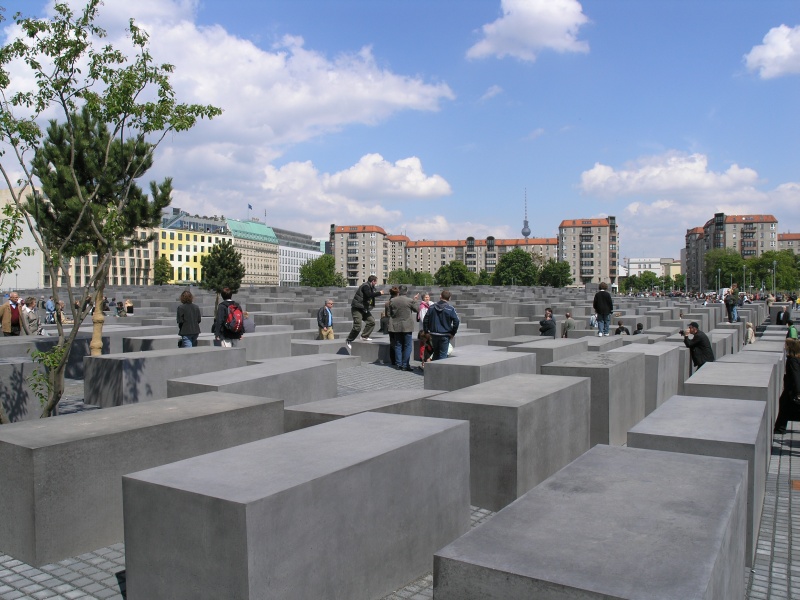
[213,287,245,347]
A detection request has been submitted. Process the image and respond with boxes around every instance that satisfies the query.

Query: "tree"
[434,261,477,286]
[704,249,745,290]
[637,270,660,291]
[387,268,416,285]
[153,255,173,285]
[0,204,33,288]
[673,273,686,291]
[200,240,246,306]
[491,248,538,286]
[26,107,172,356]
[299,254,346,287]
[748,250,799,293]
[539,259,573,288]
[476,269,492,285]
[413,271,435,287]
[0,1,221,419]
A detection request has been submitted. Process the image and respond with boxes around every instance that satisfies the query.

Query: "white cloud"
[480,85,504,101]
[467,0,589,62]
[744,24,800,79]
[526,128,545,140]
[401,216,514,243]
[324,154,452,200]
[580,152,760,197]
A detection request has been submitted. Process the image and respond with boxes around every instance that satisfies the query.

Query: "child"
[418,331,434,370]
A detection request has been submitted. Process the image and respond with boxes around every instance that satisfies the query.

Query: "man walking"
[593,282,613,336]
[561,312,576,338]
[423,289,460,360]
[682,321,715,370]
[388,285,419,371]
[213,287,244,348]
[317,298,335,340]
[539,307,556,338]
[346,275,384,350]
[0,292,22,336]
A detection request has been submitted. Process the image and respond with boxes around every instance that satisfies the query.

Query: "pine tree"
[200,240,246,305]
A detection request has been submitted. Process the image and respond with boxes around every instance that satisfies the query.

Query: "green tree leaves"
[491,248,538,286]
[153,255,173,285]
[434,261,477,286]
[199,240,245,295]
[539,259,573,288]
[299,254,346,287]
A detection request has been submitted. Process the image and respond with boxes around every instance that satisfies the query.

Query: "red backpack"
[223,301,244,335]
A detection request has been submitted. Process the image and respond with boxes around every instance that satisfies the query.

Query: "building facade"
[226,219,280,286]
[272,227,324,286]
[557,217,619,286]
[157,227,233,284]
[778,233,800,256]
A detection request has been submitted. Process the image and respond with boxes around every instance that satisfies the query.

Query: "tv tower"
[521,189,531,240]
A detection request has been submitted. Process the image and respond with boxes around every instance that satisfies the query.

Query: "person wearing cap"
[681,321,715,370]
[388,285,419,371]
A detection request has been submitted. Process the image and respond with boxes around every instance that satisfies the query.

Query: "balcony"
[580,269,594,276]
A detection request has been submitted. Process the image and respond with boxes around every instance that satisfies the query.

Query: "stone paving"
[0,361,797,599]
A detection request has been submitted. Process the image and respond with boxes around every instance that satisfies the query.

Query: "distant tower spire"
[521,188,531,239]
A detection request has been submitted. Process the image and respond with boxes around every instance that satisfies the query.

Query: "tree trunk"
[40,349,68,418]
[90,284,105,356]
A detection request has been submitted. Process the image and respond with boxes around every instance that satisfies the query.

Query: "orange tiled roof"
[334,225,387,235]
[386,235,410,242]
[558,218,609,228]
[724,214,777,224]
[778,233,800,241]
[407,240,465,248]
[686,227,704,235]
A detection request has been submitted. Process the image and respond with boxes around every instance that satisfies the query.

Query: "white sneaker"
[597,331,603,337]
[362,337,373,342]
[345,340,352,350]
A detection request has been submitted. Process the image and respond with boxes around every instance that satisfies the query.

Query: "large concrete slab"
[124,412,470,600]
[284,388,447,431]
[423,374,591,511]
[0,393,284,566]
[628,395,767,566]
[434,445,747,600]
[607,343,680,415]
[0,358,44,422]
[542,351,645,446]
[84,346,247,407]
[424,351,536,391]
[505,338,588,374]
[167,356,338,406]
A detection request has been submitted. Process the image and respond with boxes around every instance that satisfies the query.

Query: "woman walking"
[177,290,202,348]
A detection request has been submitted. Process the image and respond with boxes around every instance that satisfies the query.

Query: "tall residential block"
[557,217,619,286]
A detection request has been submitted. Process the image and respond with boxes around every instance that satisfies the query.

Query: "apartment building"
[627,257,680,278]
[684,213,778,291]
[778,233,800,256]
[557,217,619,287]
[331,225,388,286]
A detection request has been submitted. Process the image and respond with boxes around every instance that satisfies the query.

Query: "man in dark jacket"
[423,289,460,360]
[388,285,419,371]
[317,298,335,340]
[682,321,715,370]
[539,307,556,338]
[346,275,384,350]
[592,282,613,336]
[213,287,243,348]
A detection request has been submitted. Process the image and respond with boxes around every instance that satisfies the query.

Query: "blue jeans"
[732,306,738,322]
[599,314,611,335]
[431,335,451,360]
[180,334,198,348]
[394,331,413,368]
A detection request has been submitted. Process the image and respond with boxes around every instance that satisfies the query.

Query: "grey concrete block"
[423,374,591,511]
[628,395,767,566]
[124,412,470,600]
[84,346,247,407]
[608,343,680,415]
[196,331,293,360]
[505,338,589,373]
[542,351,645,446]
[424,351,536,392]
[434,445,747,600]
[586,336,623,351]
[0,392,284,566]
[284,388,446,431]
[487,335,541,348]
[0,358,44,422]
[463,316,516,340]
[167,356,338,406]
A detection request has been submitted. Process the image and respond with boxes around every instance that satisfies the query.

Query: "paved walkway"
[0,362,797,599]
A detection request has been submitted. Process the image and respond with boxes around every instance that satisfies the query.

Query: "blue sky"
[3,0,800,260]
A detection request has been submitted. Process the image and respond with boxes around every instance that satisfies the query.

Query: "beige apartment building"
[557,217,619,287]
[157,227,233,284]
[331,224,559,285]
[685,213,778,292]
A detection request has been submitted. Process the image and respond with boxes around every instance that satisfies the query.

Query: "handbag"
[589,314,597,328]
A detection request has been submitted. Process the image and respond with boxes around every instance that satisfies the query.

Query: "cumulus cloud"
[744,24,800,79]
[467,0,589,62]
[252,154,451,234]
[578,151,800,258]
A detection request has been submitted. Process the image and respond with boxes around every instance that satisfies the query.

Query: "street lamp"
[742,265,746,295]
[772,260,777,295]
[717,268,720,292]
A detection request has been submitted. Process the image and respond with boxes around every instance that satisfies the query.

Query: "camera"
[679,330,685,336]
